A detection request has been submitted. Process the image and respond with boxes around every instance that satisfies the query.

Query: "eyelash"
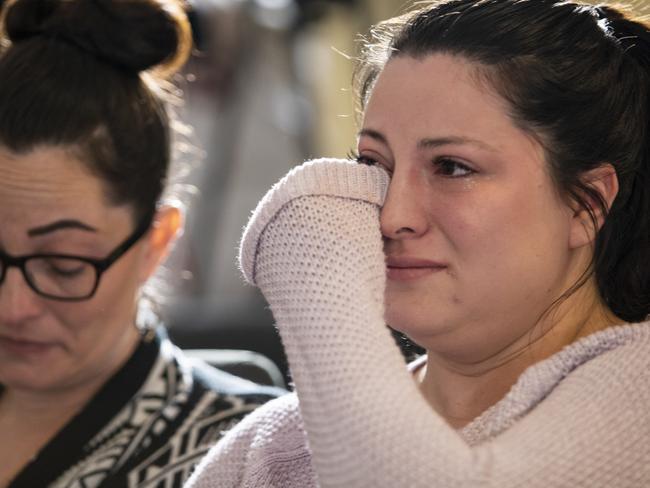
[347,150,378,167]
[434,157,476,178]
[348,150,475,178]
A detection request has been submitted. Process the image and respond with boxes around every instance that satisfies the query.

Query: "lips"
[385,256,447,281]
[0,335,57,356]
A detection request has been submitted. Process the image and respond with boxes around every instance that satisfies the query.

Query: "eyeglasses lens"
[25,257,97,299]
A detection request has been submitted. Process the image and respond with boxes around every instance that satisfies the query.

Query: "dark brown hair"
[355,0,650,322]
[0,0,192,222]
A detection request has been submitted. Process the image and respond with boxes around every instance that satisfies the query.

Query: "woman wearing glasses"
[0,1,280,487]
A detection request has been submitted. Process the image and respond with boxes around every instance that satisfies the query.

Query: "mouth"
[0,335,57,356]
[385,256,447,282]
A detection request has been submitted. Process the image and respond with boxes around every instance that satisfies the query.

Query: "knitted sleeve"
[184,393,315,488]
[238,159,650,487]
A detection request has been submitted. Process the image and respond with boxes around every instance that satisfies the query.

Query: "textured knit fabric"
[185,159,650,488]
[7,328,283,488]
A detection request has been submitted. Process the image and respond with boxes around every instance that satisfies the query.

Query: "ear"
[138,205,183,282]
[569,164,619,249]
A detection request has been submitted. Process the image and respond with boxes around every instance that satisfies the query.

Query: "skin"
[357,54,621,427]
[0,145,180,485]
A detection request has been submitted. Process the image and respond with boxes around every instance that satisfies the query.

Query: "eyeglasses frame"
[0,211,154,302]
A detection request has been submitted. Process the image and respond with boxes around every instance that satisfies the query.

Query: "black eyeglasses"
[0,213,153,301]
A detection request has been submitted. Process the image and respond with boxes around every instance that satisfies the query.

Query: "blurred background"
[165,0,411,382]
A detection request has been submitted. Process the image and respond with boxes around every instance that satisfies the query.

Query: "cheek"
[453,188,572,301]
[48,299,132,357]
[446,181,567,252]
[50,260,143,349]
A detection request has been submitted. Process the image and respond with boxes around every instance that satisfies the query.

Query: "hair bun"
[4,0,191,75]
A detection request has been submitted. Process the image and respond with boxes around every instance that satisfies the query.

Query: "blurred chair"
[184,348,286,388]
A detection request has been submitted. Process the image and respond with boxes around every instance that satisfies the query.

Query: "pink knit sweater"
[186,159,650,487]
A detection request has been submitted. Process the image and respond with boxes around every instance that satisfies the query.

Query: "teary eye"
[433,157,475,177]
[348,150,378,166]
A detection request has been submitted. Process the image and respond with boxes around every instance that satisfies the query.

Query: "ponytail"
[593,6,650,322]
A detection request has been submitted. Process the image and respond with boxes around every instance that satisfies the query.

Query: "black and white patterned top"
[7,328,284,488]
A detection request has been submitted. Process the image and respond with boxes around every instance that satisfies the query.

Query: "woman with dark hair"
[0,1,282,487]
[187,0,650,486]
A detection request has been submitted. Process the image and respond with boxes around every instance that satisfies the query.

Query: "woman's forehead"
[363,56,529,144]
[0,145,132,232]
[0,145,105,201]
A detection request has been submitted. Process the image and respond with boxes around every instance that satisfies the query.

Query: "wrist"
[240,158,389,285]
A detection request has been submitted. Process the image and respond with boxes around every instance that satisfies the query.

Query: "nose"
[0,268,46,326]
[380,170,429,240]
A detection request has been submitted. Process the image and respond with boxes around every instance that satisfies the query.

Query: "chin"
[387,310,441,341]
[0,350,69,392]
[0,367,56,391]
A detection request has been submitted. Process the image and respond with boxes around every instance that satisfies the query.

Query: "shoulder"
[158,338,285,441]
[539,322,650,416]
[49,332,284,488]
[467,323,650,442]
[553,322,650,384]
[562,322,650,397]
[210,393,308,463]
[118,335,285,486]
[520,322,650,398]
[186,393,317,488]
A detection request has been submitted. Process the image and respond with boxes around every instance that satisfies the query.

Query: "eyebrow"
[358,128,389,145]
[357,129,497,152]
[27,220,98,237]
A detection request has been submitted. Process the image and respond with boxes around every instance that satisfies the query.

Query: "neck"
[1,382,99,427]
[417,283,622,429]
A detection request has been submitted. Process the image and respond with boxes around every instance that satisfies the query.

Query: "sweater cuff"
[239,158,390,285]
